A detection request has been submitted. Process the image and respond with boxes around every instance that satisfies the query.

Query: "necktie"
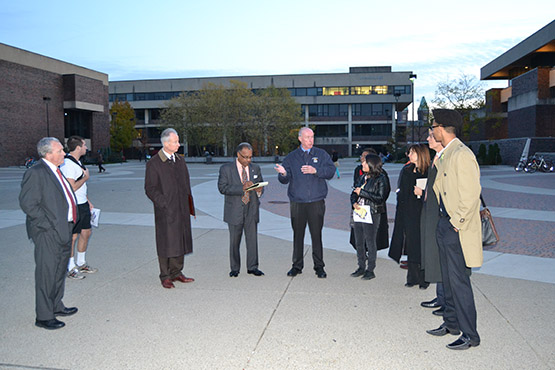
[56,168,77,222]
[241,166,249,205]
[170,154,175,163]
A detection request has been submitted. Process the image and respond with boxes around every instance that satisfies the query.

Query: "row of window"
[302,103,393,117]
[109,85,412,102]
[314,124,392,137]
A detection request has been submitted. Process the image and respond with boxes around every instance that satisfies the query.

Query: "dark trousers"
[436,282,445,306]
[353,213,380,272]
[228,205,259,272]
[290,200,325,271]
[34,228,72,320]
[436,216,480,343]
[407,262,428,287]
[158,255,184,281]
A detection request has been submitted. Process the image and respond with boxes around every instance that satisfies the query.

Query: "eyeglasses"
[430,124,440,130]
[239,153,252,160]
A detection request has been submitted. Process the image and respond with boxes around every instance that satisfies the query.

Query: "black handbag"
[480,195,499,246]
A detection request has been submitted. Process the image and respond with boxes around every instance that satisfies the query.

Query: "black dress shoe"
[447,334,480,350]
[35,319,65,330]
[247,269,264,276]
[405,283,415,287]
[287,268,302,277]
[315,268,327,278]
[426,325,460,336]
[229,271,239,277]
[54,307,78,317]
[433,307,445,316]
[361,270,375,280]
[421,298,440,308]
[350,268,364,277]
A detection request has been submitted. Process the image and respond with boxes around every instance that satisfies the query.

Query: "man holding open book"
[218,142,266,278]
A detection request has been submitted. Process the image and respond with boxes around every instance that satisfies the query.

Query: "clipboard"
[245,181,268,191]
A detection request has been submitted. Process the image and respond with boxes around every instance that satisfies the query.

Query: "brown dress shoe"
[173,274,194,283]
[161,279,175,289]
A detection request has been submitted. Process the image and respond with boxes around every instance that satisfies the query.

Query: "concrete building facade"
[0,43,110,167]
[109,66,415,157]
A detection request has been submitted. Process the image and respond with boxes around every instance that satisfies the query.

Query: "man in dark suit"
[19,137,79,330]
[218,143,264,277]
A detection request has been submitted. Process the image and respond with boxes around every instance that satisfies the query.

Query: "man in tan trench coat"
[145,128,195,289]
[426,109,482,350]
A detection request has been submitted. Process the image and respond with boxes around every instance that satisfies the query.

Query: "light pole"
[409,74,417,143]
[43,97,51,136]
[393,91,401,143]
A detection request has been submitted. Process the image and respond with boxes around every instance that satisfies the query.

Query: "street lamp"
[43,97,51,136]
[393,91,401,143]
[409,74,417,143]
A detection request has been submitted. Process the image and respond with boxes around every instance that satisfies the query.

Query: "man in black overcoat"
[145,128,195,289]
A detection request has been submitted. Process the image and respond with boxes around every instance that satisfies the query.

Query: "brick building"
[480,20,555,139]
[0,43,110,167]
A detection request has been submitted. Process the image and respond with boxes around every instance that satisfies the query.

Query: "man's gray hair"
[37,137,61,158]
[236,142,253,153]
[298,127,313,137]
[160,128,178,144]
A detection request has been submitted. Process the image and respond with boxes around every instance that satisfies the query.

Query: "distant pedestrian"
[332,149,340,178]
[97,151,106,173]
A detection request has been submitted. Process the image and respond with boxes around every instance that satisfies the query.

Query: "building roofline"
[480,20,555,80]
[0,43,109,85]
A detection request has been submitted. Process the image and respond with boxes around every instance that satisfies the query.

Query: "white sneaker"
[67,268,85,280]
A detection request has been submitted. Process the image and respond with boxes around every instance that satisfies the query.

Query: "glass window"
[352,104,361,116]
[339,104,348,116]
[150,109,161,120]
[323,87,349,96]
[372,104,383,116]
[374,85,388,95]
[307,88,317,96]
[308,105,317,117]
[135,109,145,120]
[287,88,295,96]
[315,124,347,137]
[360,104,372,116]
[296,88,307,96]
[126,93,134,101]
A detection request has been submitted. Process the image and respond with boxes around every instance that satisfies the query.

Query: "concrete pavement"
[0,160,553,369]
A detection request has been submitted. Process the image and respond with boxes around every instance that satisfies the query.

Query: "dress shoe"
[447,334,480,350]
[433,307,445,316]
[421,298,440,308]
[361,270,375,280]
[405,283,415,287]
[350,268,365,277]
[35,319,65,330]
[54,307,78,317]
[315,268,327,278]
[426,325,460,336]
[161,279,175,289]
[419,282,430,290]
[173,274,194,283]
[287,268,302,277]
[247,269,264,276]
[229,270,239,277]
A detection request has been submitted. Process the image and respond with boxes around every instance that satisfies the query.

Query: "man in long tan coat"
[426,109,482,350]
[145,128,195,289]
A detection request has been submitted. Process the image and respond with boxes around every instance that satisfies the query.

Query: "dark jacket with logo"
[278,146,336,203]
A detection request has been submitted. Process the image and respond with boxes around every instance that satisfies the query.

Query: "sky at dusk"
[2,1,553,111]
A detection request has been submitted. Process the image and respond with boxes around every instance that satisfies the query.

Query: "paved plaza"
[0,159,553,369]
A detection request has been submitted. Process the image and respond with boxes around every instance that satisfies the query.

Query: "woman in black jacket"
[388,144,431,288]
[350,154,391,280]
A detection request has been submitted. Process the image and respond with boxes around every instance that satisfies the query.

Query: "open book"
[246,181,268,191]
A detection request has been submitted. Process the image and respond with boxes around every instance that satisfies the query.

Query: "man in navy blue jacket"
[274,127,336,278]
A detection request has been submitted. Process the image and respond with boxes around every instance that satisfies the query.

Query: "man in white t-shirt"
[60,136,98,279]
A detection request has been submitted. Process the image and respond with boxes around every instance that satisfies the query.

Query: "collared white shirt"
[43,158,76,222]
[436,137,456,160]
[162,149,174,161]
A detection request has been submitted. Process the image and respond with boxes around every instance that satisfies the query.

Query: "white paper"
[416,178,427,199]
[353,205,373,224]
[90,208,101,228]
